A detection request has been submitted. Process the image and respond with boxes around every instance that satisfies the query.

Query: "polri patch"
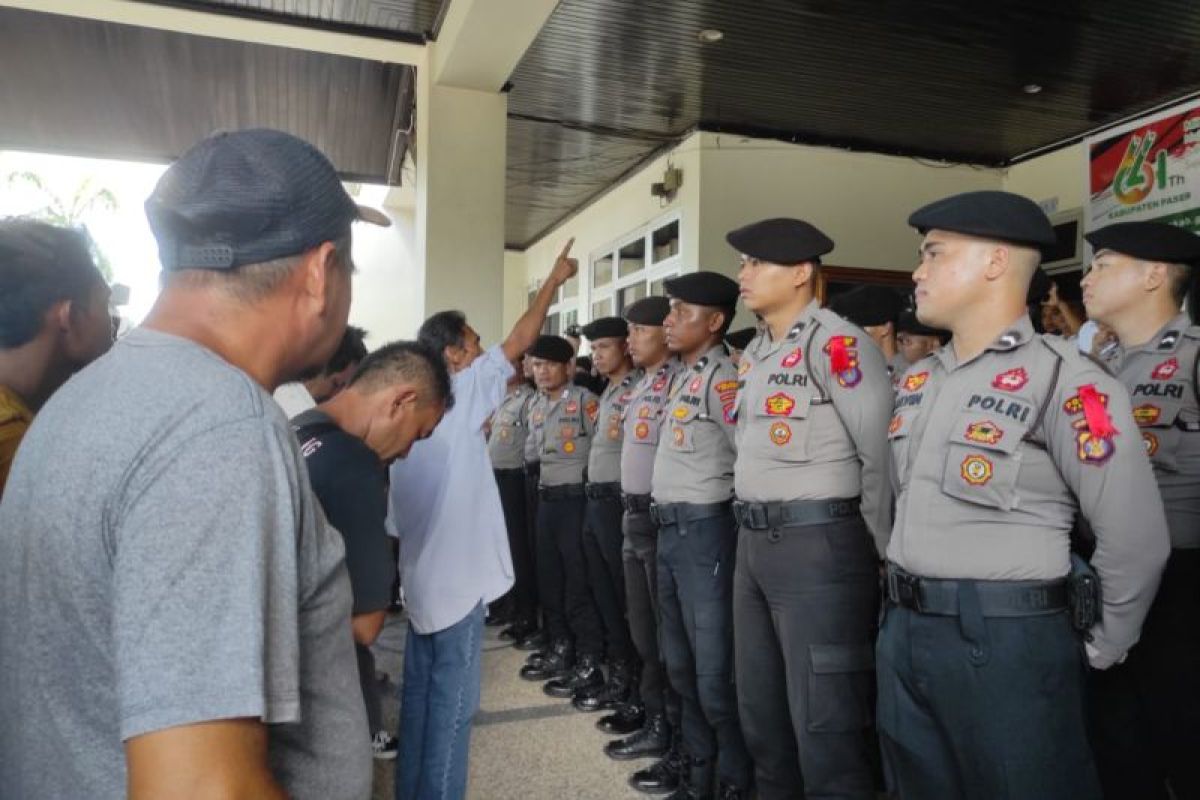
[1152,357,1179,380]
[781,348,803,368]
[1133,404,1161,427]
[991,367,1029,392]
[903,372,929,392]
[765,392,795,416]
[964,420,1004,446]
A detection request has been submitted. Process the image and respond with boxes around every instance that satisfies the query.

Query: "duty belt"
[733,497,860,530]
[585,482,622,500]
[540,483,585,501]
[621,493,653,514]
[493,467,525,477]
[885,564,1068,618]
[650,500,732,527]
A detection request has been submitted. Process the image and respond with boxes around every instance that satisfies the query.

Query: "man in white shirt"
[388,241,577,800]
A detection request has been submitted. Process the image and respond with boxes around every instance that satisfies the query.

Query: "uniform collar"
[694,344,728,370]
[934,314,1032,372]
[1122,312,1191,356]
[750,300,817,358]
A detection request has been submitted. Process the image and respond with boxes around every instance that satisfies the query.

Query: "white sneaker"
[372,730,399,761]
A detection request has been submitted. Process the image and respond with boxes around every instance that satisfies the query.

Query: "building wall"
[1001,143,1085,213]
[350,204,425,348]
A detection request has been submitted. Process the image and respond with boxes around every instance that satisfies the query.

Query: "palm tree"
[5,171,118,281]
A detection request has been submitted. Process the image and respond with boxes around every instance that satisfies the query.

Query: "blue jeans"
[396,602,484,800]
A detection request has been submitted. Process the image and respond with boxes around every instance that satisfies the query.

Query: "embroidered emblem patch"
[960,454,993,486]
[1074,419,1115,465]
[903,372,929,392]
[585,400,599,421]
[991,367,1029,392]
[672,405,689,419]
[1132,404,1161,427]
[823,336,861,388]
[498,428,511,442]
[781,348,803,368]
[836,367,863,388]
[1063,392,1109,415]
[1143,431,1159,456]
[1152,357,1179,381]
[563,441,576,454]
[689,376,704,393]
[565,401,579,413]
[964,420,1004,446]
[560,426,575,438]
[765,392,796,416]
[672,426,685,447]
[715,379,739,395]
[635,421,650,440]
[738,360,752,376]
[652,378,667,391]
[769,421,792,446]
[888,415,902,435]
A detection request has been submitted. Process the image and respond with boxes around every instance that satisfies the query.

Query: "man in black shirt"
[294,340,453,760]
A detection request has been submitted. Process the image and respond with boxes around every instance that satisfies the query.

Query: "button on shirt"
[1101,313,1200,549]
[389,344,516,634]
[588,370,641,484]
[652,346,739,504]
[621,359,682,495]
[538,384,599,487]
[887,315,1170,667]
[734,301,893,552]
[488,383,535,470]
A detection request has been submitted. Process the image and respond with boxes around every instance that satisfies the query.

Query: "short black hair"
[349,340,454,409]
[322,325,369,376]
[0,218,105,348]
[418,310,468,359]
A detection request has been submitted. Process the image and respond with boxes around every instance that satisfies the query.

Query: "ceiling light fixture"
[697,29,724,43]
[1023,83,1043,94]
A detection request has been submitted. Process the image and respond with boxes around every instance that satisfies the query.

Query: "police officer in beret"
[728,218,892,799]
[519,335,606,700]
[653,271,753,799]
[574,318,641,714]
[829,284,908,379]
[878,190,1171,799]
[1080,220,1200,799]
[603,297,686,794]
[515,353,548,652]
[724,327,757,366]
[894,310,948,372]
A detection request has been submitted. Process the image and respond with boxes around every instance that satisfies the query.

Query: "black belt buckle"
[889,569,923,612]
[649,503,663,526]
[733,500,769,530]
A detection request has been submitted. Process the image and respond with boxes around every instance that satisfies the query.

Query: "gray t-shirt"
[0,327,369,799]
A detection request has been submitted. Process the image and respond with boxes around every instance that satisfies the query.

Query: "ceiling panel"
[153,0,445,40]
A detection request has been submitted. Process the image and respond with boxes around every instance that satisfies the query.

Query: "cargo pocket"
[748,387,813,463]
[807,642,875,733]
[1132,398,1185,472]
[941,412,1026,510]
[667,403,699,453]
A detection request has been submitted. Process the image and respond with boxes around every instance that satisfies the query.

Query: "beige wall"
[349,204,425,348]
[1002,143,1085,213]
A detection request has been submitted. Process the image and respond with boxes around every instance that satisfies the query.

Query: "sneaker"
[372,730,399,760]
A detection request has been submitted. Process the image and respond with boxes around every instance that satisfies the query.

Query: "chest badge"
[823,335,862,388]
[960,454,994,485]
[765,392,796,416]
[738,360,752,376]
[888,415,903,435]
[672,405,689,420]
[563,440,576,454]
[964,420,1004,446]
[638,405,652,419]
[565,401,579,413]
[781,348,803,368]
[1151,357,1179,381]
[991,367,1029,392]
[1063,391,1108,415]
[1132,404,1161,426]
[672,426,685,447]
[768,421,792,446]
[1143,431,1160,456]
[903,372,929,392]
[1073,419,1115,465]
[689,376,704,393]
[635,421,651,440]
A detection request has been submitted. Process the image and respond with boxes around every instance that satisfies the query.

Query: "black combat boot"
[605,713,670,761]
[660,756,712,800]
[543,653,604,698]
[519,639,573,681]
[597,701,645,735]
[630,747,686,795]
[573,658,635,712]
[513,628,547,651]
[716,780,751,799]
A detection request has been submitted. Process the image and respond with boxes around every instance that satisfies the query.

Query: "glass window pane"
[543,313,559,335]
[562,309,579,336]
[652,221,680,263]
[649,274,677,297]
[618,239,646,278]
[561,273,579,300]
[592,253,613,288]
[616,282,649,315]
[591,297,612,319]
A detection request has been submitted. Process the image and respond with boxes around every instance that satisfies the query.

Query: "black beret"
[1026,267,1052,305]
[726,217,834,264]
[580,316,628,340]
[908,190,1056,249]
[664,271,740,308]
[1084,221,1200,265]
[724,327,757,350]
[624,296,671,326]
[896,310,949,339]
[828,285,904,327]
[528,334,574,364]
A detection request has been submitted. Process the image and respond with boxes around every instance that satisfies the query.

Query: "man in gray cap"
[0,129,388,799]
[1080,220,1200,799]
[877,190,1170,799]
[652,271,753,800]
[728,217,892,799]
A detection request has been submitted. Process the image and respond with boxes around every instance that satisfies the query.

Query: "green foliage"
[5,171,119,281]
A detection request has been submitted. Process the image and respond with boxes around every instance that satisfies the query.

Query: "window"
[582,212,682,333]
[618,239,646,278]
[591,297,612,319]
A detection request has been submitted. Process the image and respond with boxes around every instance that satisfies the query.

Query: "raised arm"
[502,238,579,363]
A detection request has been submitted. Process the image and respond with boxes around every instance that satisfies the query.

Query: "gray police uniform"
[535,385,605,657]
[489,383,538,628]
[620,359,684,727]
[732,301,893,799]
[651,345,753,790]
[1089,313,1200,799]
[878,315,1170,799]
[584,370,641,666]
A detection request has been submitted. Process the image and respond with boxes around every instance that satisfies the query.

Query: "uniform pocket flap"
[1130,399,1182,429]
[809,642,875,674]
[755,388,812,420]
[667,400,701,424]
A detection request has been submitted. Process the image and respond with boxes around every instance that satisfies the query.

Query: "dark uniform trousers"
[1088,548,1200,800]
[584,491,635,662]
[623,509,681,723]
[876,591,1101,800]
[657,505,753,788]
[537,489,604,656]
[733,516,878,800]
[494,468,537,625]
[523,462,541,620]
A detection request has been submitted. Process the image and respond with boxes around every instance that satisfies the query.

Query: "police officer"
[829,283,907,380]
[516,353,547,651]
[488,363,539,642]
[724,327,757,366]
[877,190,1171,799]
[894,310,949,375]
[729,218,893,799]
[1080,220,1200,799]
[575,317,641,713]
[602,297,686,794]
[518,335,606,698]
[653,271,753,800]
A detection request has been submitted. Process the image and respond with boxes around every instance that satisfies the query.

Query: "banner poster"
[1087,98,1200,234]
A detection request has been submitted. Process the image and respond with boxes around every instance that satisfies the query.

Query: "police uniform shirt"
[587,369,642,484]
[733,300,893,553]
[651,345,739,504]
[538,384,600,487]
[524,391,545,466]
[888,352,910,389]
[488,383,536,470]
[887,314,1169,667]
[1101,312,1200,548]
[620,359,683,496]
